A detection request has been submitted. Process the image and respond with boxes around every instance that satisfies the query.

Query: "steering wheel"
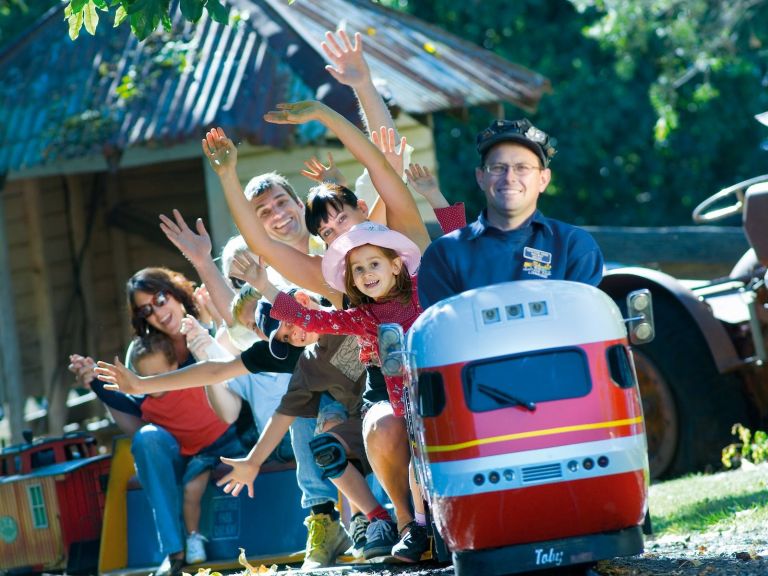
[693,175,768,223]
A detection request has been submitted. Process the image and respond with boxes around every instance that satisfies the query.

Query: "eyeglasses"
[134,291,169,319]
[483,163,542,177]
[230,276,245,290]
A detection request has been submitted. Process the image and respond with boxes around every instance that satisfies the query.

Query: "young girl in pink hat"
[233,220,422,418]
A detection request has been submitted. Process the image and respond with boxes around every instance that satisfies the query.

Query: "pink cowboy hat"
[321,222,421,293]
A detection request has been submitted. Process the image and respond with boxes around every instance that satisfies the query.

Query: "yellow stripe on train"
[424,416,644,453]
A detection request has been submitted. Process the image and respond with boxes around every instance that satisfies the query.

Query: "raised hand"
[159,209,212,269]
[300,152,347,186]
[216,456,261,498]
[405,163,447,208]
[194,284,223,327]
[68,354,96,388]
[263,101,327,125]
[371,126,407,177]
[230,251,267,292]
[95,358,142,394]
[202,127,238,173]
[321,30,370,88]
[181,314,215,360]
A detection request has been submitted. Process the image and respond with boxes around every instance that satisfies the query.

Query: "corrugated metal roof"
[0,0,550,174]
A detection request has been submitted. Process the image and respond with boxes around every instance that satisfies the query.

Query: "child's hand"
[68,354,96,388]
[230,252,267,291]
[202,127,237,173]
[194,285,223,327]
[300,153,347,187]
[371,126,407,177]
[217,456,261,498]
[180,315,214,360]
[94,357,142,394]
[263,101,326,125]
[405,163,447,207]
[321,30,370,89]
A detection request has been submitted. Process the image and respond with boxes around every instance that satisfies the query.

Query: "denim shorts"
[183,423,247,485]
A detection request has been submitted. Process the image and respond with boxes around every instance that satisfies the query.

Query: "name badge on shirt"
[523,246,553,279]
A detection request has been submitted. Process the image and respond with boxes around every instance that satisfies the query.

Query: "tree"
[571,0,768,141]
[378,0,768,226]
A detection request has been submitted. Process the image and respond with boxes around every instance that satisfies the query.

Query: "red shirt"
[140,388,229,456]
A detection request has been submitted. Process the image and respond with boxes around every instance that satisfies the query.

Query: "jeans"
[289,395,347,508]
[131,424,185,556]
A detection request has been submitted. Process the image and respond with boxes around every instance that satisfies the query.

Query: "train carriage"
[397,280,650,575]
[0,434,111,574]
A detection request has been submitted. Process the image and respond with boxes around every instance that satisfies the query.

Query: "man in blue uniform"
[418,119,604,309]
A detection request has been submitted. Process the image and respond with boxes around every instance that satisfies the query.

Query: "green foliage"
[722,423,768,469]
[570,0,768,141]
[380,0,768,226]
[63,0,228,40]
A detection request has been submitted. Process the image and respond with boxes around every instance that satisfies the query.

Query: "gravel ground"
[596,525,768,576]
[258,527,768,576]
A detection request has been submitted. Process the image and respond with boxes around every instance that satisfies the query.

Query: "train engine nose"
[399,281,650,575]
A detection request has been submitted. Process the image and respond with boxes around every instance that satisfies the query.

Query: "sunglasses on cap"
[134,290,170,320]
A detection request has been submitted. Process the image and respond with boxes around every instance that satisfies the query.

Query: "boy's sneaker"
[302,513,353,570]
[362,518,398,560]
[391,522,429,563]
[185,532,208,564]
[348,513,370,559]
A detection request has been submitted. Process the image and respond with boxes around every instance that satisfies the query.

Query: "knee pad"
[309,433,348,480]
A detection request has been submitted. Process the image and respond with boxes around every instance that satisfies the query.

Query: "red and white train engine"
[380,280,653,575]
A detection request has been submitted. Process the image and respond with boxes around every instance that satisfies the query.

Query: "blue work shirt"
[418,210,605,309]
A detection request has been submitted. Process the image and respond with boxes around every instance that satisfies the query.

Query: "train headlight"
[506,304,524,319]
[481,307,501,324]
[529,300,549,317]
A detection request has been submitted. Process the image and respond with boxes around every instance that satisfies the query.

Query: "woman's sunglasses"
[134,290,169,320]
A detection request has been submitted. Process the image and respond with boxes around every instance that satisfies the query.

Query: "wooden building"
[0,0,549,442]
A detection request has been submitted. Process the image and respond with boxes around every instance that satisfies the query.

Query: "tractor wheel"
[631,291,748,479]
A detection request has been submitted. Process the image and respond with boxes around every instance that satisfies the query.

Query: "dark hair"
[243,172,301,205]
[304,183,360,237]
[126,267,199,336]
[343,245,412,307]
[127,333,178,374]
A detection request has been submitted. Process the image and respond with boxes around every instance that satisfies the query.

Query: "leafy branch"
[569,0,768,140]
[64,0,229,41]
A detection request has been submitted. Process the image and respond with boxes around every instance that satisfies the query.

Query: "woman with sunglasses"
[69,267,252,576]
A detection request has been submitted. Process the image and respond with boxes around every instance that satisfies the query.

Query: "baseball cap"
[476,118,557,167]
[254,298,289,360]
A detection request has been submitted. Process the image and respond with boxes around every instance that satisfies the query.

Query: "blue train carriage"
[0,433,111,574]
[99,436,310,575]
[381,280,655,575]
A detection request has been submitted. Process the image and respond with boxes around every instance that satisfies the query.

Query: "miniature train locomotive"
[380,280,652,575]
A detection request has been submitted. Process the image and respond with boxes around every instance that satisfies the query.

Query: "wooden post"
[66,175,97,356]
[0,184,25,444]
[105,172,132,348]
[24,180,65,434]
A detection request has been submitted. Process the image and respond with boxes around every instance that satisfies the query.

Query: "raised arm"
[159,209,237,325]
[95,356,249,395]
[202,129,342,307]
[264,102,430,252]
[181,316,243,423]
[217,412,297,498]
[321,30,395,139]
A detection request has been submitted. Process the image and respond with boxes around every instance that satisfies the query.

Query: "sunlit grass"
[649,463,768,535]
